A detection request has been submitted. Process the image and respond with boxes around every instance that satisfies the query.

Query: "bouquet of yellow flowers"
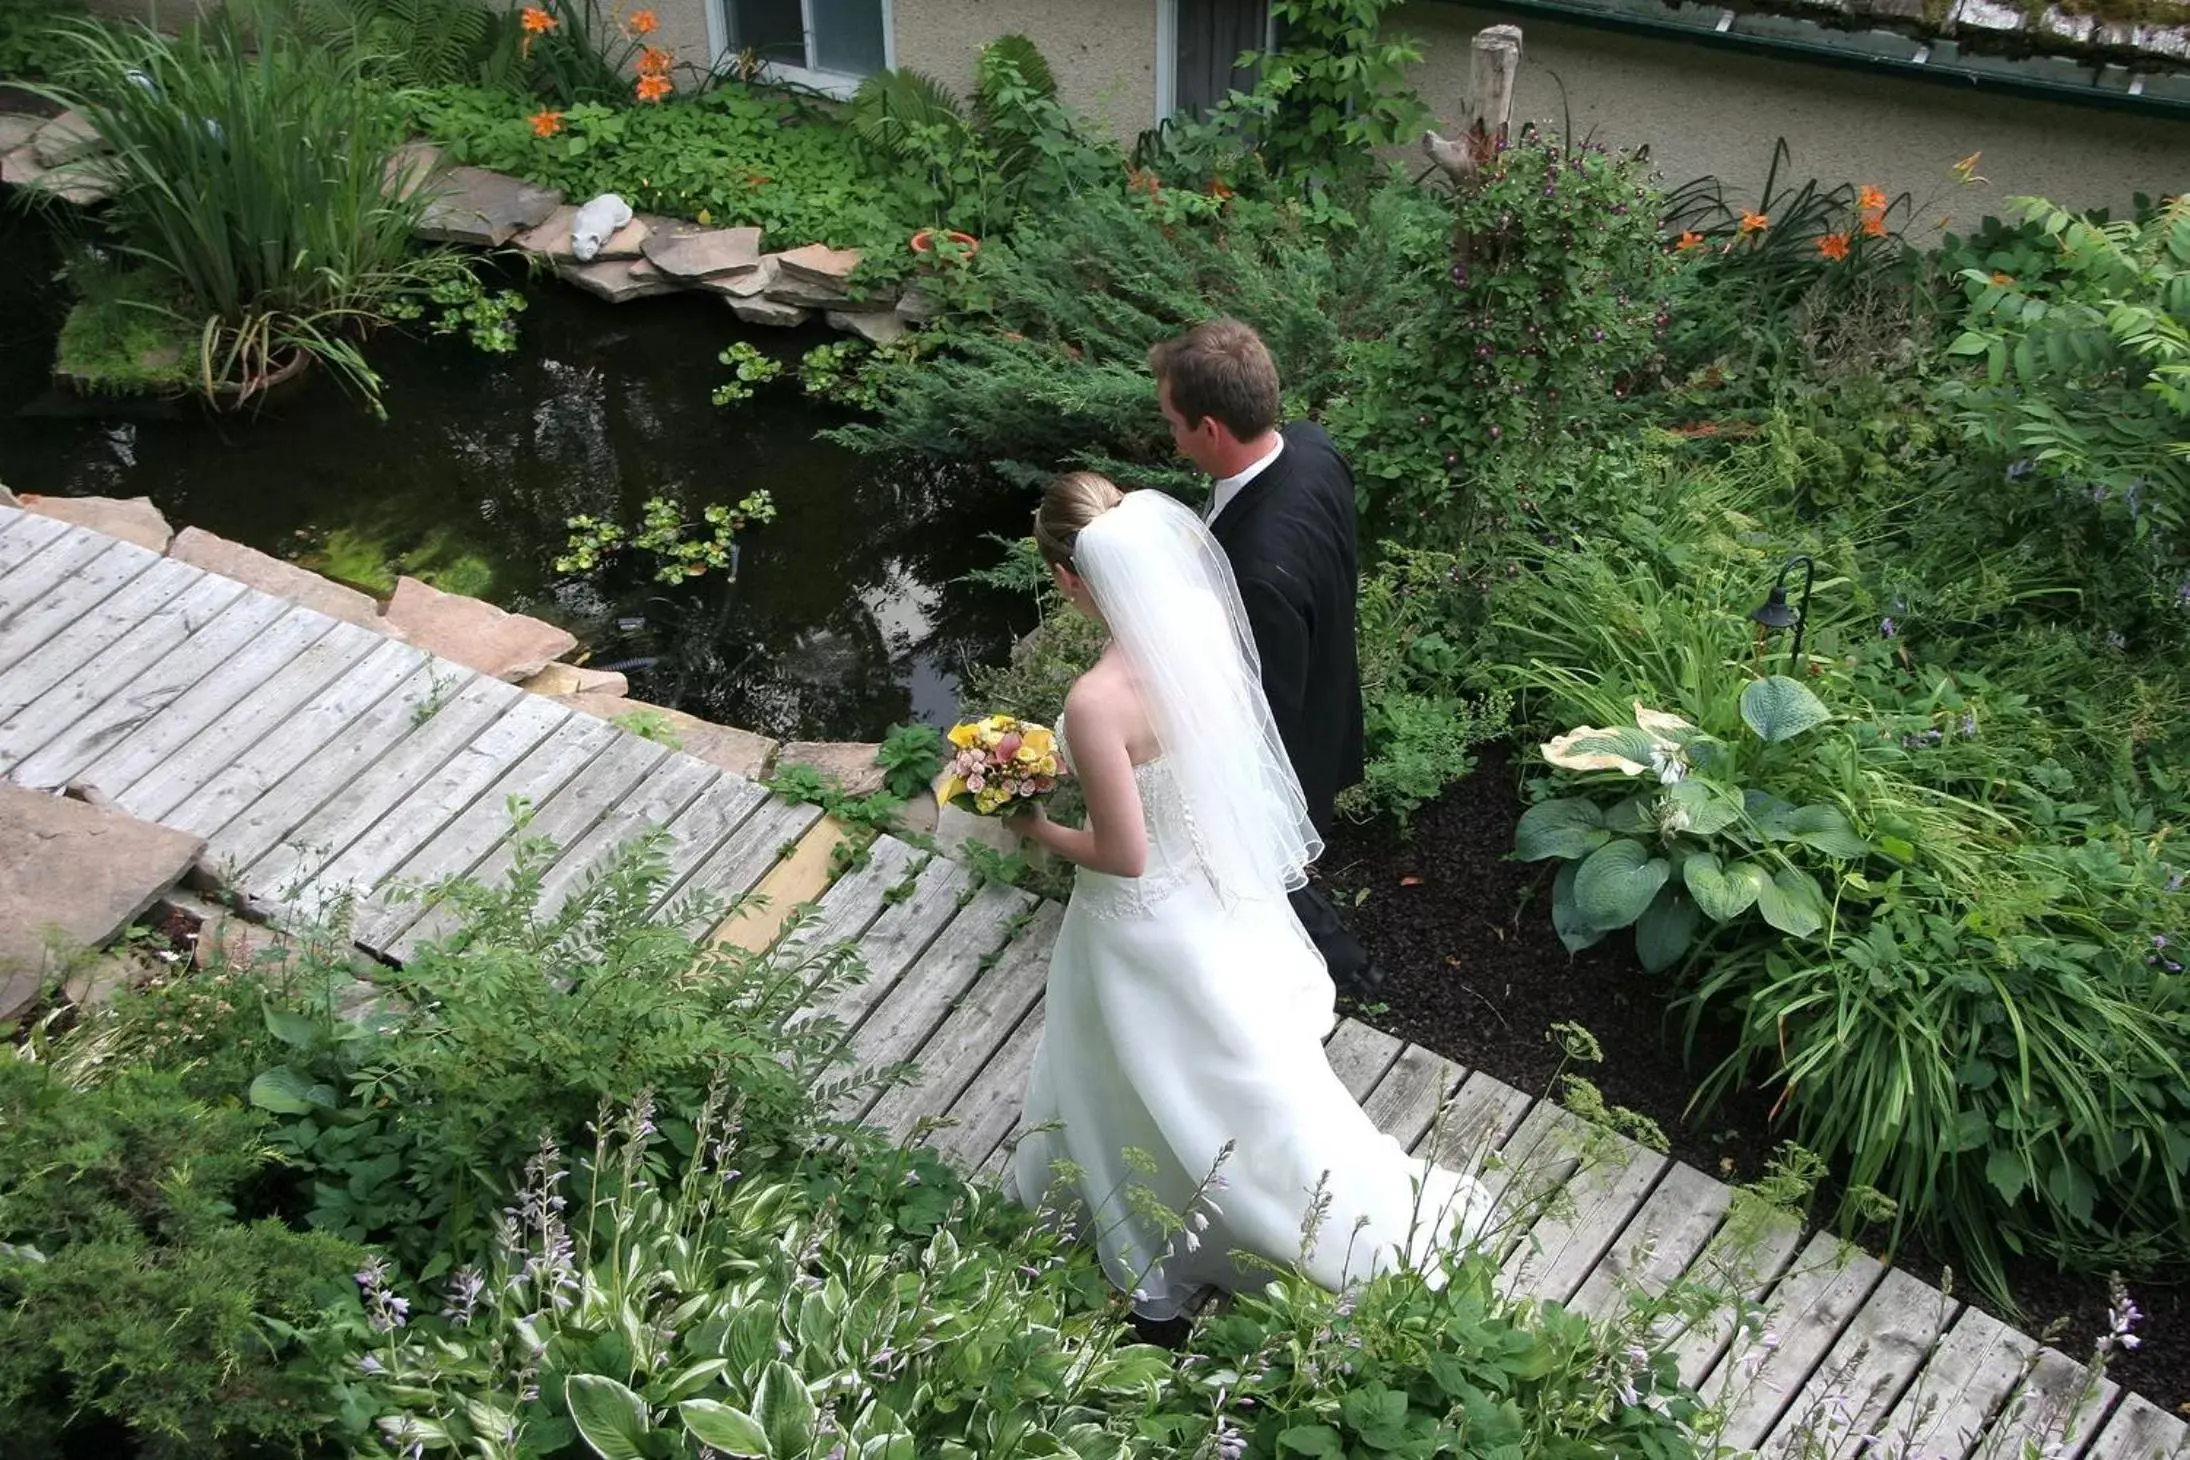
[936,715,1060,816]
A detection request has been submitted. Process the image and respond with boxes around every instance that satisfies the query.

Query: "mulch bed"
[1319,744,2188,1415]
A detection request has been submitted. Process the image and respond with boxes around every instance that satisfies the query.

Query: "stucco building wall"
[1399,4,2190,228]
[890,0,1159,145]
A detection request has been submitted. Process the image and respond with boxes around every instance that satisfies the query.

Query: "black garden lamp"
[1750,554,1814,671]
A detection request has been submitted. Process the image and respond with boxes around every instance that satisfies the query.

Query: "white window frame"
[1154,0,1277,124]
[709,0,895,100]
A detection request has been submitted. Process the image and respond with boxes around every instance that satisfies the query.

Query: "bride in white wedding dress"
[1003,473,1492,1321]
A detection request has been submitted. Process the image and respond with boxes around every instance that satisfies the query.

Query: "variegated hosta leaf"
[565,1374,652,1460]
[1542,724,1651,774]
[1632,701,1695,736]
[755,1359,819,1458]
[678,1398,769,1456]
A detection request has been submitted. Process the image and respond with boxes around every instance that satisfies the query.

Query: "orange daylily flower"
[1208,177,1234,200]
[1857,184,1887,213]
[1861,210,1889,238]
[530,108,564,138]
[636,71,672,102]
[1738,210,1769,235]
[1990,271,2016,286]
[1817,231,1851,261]
[1675,230,1704,251]
[1953,151,1987,184]
[636,45,672,75]
[520,6,556,31]
[625,7,659,33]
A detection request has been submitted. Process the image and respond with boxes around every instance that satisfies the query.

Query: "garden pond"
[0,209,1034,743]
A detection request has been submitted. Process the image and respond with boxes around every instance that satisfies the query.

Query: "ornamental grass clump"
[34,7,484,410]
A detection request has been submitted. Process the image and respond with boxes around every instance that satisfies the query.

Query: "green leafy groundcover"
[0,827,1716,1459]
[410,83,918,251]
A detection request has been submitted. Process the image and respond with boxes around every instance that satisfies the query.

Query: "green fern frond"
[847,67,970,160]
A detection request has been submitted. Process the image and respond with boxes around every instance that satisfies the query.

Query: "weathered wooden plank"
[1414,1069,1534,1174]
[0,524,116,621]
[1703,1231,1888,1452]
[0,537,163,673]
[385,731,673,960]
[676,795,832,934]
[834,879,1036,1118]
[1975,1347,2119,1460]
[1569,1161,1734,1322]
[113,619,388,821]
[1670,1202,1808,1389]
[1501,1132,1669,1306]
[2081,1394,2188,1460]
[514,751,720,927]
[775,835,925,967]
[860,902,1063,1142]
[209,671,518,885]
[1761,1267,1959,1460]
[1874,1305,2039,1460]
[66,605,337,800]
[0,510,69,575]
[929,1003,1045,1171]
[641,775,774,923]
[1363,1043,1467,1155]
[797,853,974,1037]
[163,637,430,840]
[1478,1100,1579,1252]
[342,706,617,951]
[4,590,292,788]
[0,556,202,718]
[0,570,244,767]
[1326,1018,1403,1100]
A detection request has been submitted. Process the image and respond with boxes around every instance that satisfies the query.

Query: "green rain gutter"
[1435,0,2190,119]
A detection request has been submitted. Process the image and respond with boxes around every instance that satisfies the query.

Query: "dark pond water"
[0,210,1034,742]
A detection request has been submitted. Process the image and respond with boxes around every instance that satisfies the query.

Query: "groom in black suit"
[1149,318,1382,998]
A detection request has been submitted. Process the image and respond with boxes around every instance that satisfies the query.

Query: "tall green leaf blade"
[565,1375,652,1460]
[1571,839,1670,931]
[1514,797,1610,860]
[1740,676,1832,742]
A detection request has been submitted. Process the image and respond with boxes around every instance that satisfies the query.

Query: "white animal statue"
[570,193,633,261]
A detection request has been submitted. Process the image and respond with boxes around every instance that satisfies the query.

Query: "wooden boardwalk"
[2,504,2182,1460]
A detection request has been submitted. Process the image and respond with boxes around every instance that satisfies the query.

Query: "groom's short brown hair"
[1149,318,1280,440]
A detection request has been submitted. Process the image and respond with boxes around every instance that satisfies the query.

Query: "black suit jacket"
[1208,421,1365,837]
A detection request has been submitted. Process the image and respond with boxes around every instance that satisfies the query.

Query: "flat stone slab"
[0,480,19,507]
[553,691,776,779]
[642,223,762,280]
[827,308,906,346]
[20,492,174,552]
[520,661,630,698]
[0,114,40,154]
[0,783,204,1022]
[31,109,100,168]
[384,140,442,201]
[2,146,47,188]
[773,242,862,287]
[774,740,888,797]
[382,574,577,681]
[895,286,939,325]
[416,165,563,246]
[517,203,649,262]
[728,294,813,328]
[557,257,684,303]
[767,277,867,309]
[168,525,384,629]
[702,256,776,299]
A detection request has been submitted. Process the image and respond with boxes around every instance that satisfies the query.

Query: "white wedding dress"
[1007,715,1495,1319]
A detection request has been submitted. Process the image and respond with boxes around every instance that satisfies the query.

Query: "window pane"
[729,0,805,67]
[810,0,885,76]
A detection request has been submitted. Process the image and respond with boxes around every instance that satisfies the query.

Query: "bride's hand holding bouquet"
[935,715,1061,819]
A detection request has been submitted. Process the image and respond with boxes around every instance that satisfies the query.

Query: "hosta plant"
[1516,676,1867,971]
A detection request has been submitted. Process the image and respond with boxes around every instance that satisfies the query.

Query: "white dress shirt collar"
[1205,434,1285,525]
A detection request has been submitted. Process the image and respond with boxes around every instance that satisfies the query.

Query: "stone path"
[1,503,2182,1460]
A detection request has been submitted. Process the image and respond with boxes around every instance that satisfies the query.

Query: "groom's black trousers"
[1291,881,1372,991]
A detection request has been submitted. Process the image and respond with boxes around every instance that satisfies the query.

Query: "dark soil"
[1319,745,2188,1415]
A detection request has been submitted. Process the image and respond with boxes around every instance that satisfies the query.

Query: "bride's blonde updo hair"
[1034,471,1125,568]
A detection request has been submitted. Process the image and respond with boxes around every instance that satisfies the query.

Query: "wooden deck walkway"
[2,504,2182,1460]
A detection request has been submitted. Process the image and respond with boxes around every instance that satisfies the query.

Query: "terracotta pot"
[909,228,980,261]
